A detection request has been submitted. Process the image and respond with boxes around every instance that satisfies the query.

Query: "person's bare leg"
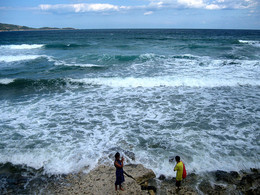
[119,184,124,191]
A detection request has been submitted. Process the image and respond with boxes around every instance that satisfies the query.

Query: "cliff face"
[0,23,75,31]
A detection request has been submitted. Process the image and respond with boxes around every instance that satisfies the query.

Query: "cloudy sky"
[0,0,259,29]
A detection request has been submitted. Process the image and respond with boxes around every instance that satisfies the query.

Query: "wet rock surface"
[0,162,58,195]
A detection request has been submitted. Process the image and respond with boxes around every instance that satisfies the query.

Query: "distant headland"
[0,23,76,32]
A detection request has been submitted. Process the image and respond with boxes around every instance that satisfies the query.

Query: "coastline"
[0,28,76,32]
[2,162,258,195]
[47,164,260,195]
[0,23,76,32]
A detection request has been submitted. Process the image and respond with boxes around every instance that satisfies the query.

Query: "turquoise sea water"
[0,29,260,191]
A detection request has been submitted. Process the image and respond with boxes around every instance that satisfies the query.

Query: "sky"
[0,0,260,29]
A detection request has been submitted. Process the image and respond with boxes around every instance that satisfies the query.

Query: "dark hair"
[115,152,120,159]
[175,156,180,161]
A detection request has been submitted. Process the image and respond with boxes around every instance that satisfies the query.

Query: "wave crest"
[0,78,15,85]
[239,40,260,47]
[0,55,46,63]
[69,76,260,88]
[0,44,44,50]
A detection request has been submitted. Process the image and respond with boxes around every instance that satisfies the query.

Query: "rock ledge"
[52,164,156,195]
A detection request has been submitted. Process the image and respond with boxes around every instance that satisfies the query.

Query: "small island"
[0,23,75,32]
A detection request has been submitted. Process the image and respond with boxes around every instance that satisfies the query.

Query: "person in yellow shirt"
[174,156,183,188]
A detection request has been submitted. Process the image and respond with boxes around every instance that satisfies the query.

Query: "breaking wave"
[239,40,260,48]
[70,76,260,88]
[0,44,44,50]
[0,55,46,63]
[0,78,15,85]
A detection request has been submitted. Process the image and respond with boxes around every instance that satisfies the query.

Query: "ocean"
[0,29,260,193]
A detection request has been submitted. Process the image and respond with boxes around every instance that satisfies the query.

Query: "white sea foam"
[70,76,260,88]
[0,82,259,176]
[173,54,200,59]
[239,40,260,47]
[0,44,44,50]
[0,55,45,62]
[139,53,158,60]
[54,61,104,68]
[0,146,99,174]
[0,78,15,85]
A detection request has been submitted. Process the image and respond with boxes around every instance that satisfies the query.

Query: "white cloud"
[144,11,154,15]
[39,3,129,13]
[177,0,205,8]
[205,4,222,10]
[38,0,258,14]
[147,0,258,10]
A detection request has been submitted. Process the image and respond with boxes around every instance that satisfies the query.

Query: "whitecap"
[239,40,260,47]
[0,55,45,63]
[59,63,104,68]
[139,53,157,59]
[0,78,15,84]
[69,76,260,88]
[0,44,44,50]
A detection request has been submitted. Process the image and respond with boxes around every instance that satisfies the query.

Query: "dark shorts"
[176,180,181,187]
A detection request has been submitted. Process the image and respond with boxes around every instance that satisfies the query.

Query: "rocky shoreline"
[0,161,259,194]
[45,164,259,195]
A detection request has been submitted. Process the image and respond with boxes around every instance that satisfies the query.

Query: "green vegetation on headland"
[0,23,75,32]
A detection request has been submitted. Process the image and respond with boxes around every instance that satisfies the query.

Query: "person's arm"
[114,157,124,168]
[174,163,178,171]
[120,157,124,167]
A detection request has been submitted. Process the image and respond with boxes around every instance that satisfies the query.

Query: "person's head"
[115,152,120,160]
[175,156,180,162]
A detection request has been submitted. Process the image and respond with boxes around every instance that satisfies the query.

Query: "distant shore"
[0,23,76,32]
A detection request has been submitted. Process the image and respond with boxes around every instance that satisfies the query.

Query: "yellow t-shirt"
[174,161,183,181]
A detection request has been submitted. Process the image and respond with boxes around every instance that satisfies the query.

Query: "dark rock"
[245,186,260,195]
[214,184,227,193]
[124,150,136,161]
[230,171,240,179]
[141,185,148,190]
[6,178,18,184]
[158,174,166,180]
[250,168,259,174]
[198,180,213,194]
[147,186,157,192]
[140,183,156,192]
[199,180,228,194]
[239,174,259,189]
[215,170,239,183]
[169,156,175,163]
[240,175,254,187]
[237,171,260,195]
[215,170,228,181]
[185,172,197,181]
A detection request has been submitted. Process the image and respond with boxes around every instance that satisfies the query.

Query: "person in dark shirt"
[114,152,125,191]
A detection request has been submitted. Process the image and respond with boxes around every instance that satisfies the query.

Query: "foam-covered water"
[0,44,44,50]
[0,30,259,181]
